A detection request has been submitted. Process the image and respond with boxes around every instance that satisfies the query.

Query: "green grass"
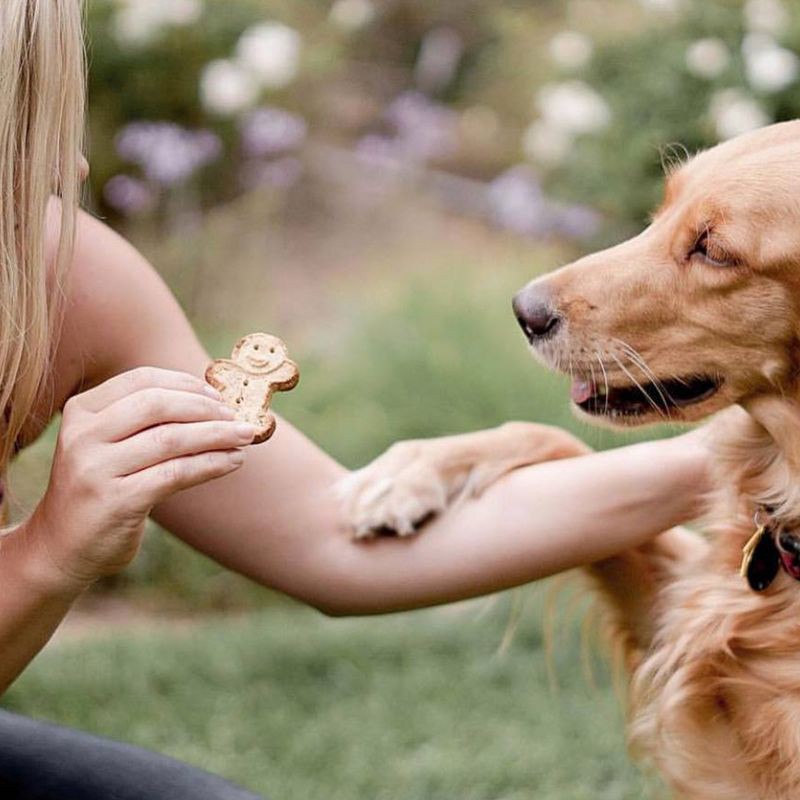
[4,598,658,799]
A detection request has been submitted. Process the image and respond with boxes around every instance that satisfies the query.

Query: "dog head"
[514,120,800,427]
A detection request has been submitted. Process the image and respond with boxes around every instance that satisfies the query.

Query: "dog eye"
[689,231,733,268]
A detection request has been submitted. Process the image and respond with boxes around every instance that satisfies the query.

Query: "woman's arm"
[0,523,85,692]
[154,429,707,615]
[51,212,710,615]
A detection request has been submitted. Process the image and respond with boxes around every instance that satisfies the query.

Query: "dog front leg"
[340,421,591,538]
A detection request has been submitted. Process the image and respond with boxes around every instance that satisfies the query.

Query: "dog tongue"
[570,379,596,404]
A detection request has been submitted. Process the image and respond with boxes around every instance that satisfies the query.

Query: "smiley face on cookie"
[231,333,289,374]
[205,333,299,444]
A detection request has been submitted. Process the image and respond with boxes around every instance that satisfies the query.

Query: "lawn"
[4,597,658,799]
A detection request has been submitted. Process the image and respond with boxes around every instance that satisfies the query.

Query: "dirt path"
[50,597,224,645]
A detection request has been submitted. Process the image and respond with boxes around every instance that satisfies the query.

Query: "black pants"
[0,711,265,799]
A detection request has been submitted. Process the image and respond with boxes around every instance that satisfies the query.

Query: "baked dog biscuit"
[205,333,299,443]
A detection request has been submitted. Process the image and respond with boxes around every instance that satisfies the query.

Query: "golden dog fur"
[528,121,800,799]
[344,120,800,799]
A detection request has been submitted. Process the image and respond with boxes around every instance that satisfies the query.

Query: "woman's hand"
[27,367,257,591]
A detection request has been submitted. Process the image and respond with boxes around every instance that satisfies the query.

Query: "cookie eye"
[269,347,275,353]
[254,344,260,351]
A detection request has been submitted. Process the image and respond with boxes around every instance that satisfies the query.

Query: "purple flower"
[384,91,459,162]
[487,167,548,236]
[239,107,308,158]
[487,166,601,240]
[115,122,222,186]
[103,175,156,215]
[354,91,459,167]
[354,133,404,168]
[552,204,602,240]
[240,156,303,191]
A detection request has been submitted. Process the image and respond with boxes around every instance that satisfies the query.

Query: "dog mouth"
[571,374,722,419]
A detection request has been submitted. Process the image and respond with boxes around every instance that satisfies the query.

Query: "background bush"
[86,0,800,238]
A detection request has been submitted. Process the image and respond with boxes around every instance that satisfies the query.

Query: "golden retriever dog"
[343,120,800,799]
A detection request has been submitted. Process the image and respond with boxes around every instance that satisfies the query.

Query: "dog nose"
[512,286,562,342]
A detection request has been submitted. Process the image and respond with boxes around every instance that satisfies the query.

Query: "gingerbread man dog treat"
[205,333,299,444]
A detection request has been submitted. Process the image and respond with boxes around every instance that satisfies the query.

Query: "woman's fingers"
[70,366,218,413]
[37,366,254,588]
[111,420,256,475]
[99,388,234,441]
[122,448,247,506]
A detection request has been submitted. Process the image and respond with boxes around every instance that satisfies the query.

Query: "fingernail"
[204,384,222,400]
[230,449,245,465]
[235,422,256,441]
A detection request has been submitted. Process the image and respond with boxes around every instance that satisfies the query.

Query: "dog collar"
[741,507,800,591]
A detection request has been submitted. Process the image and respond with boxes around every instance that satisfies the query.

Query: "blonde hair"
[0,0,85,470]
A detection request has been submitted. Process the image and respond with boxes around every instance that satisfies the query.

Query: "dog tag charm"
[740,524,780,592]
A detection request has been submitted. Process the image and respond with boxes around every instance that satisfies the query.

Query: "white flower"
[535,80,612,136]
[742,33,799,92]
[744,0,789,35]
[685,38,730,79]
[329,0,375,31]
[199,59,258,116]
[710,89,770,140]
[112,3,163,47]
[162,0,202,26]
[522,121,574,166]
[112,0,202,47]
[548,31,594,71]
[236,23,301,90]
[638,0,686,16]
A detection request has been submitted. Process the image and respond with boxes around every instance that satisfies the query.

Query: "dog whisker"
[611,338,672,412]
[588,358,598,411]
[611,354,669,418]
[595,350,610,416]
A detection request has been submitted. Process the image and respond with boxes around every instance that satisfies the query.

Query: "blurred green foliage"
[86,0,800,237]
[550,2,800,232]
[87,0,298,207]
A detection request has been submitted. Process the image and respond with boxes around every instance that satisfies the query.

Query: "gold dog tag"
[740,524,766,578]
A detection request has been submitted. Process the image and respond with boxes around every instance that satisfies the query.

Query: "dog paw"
[338,442,451,539]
